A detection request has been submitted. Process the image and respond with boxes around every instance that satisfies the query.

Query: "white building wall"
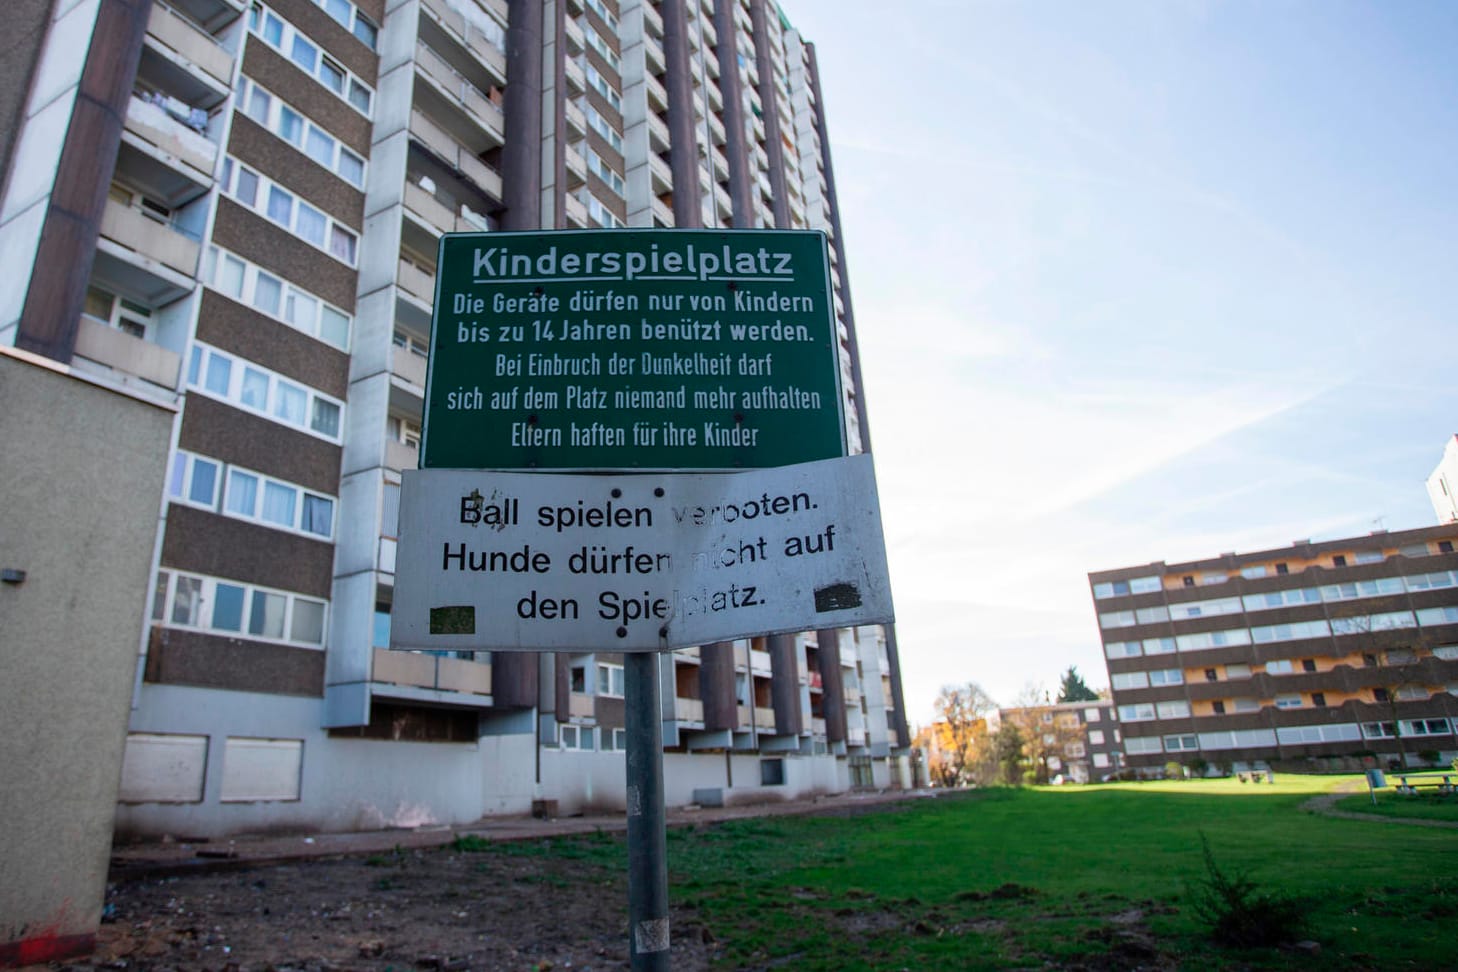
[1427,434,1458,524]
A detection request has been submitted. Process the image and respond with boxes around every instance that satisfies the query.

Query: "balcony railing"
[568,692,594,718]
[392,343,427,388]
[74,315,181,389]
[415,42,505,145]
[674,698,705,723]
[397,258,436,304]
[754,706,776,728]
[385,439,419,472]
[146,2,234,89]
[100,198,200,278]
[372,648,491,697]
[408,110,504,201]
[420,0,508,83]
[563,191,588,227]
[125,94,217,180]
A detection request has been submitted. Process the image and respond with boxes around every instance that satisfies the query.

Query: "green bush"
[1191,833,1309,948]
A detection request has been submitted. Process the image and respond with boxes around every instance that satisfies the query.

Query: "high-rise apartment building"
[1089,526,1458,775]
[1427,434,1458,524]
[0,0,908,838]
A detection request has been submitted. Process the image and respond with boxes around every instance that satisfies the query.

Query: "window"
[218,463,335,538]
[154,569,327,647]
[1143,637,1177,655]
[1354,550,1384,565]
[559,724,595,751]
[220,737,303,802]
[1251,619,1332,643]
[168,451,221,508]
[1135,605,1169,624]
[1104,641,1142,659]
[1311,692,1326,707]
[1164,734,1198,752]
[1204,668,1218,682]
[1130,576,1161,594]
[1233,697,1260,712]
[583,23,620,71]
[1241,565,1267,579]
[760,758,785,785]
[570,665,587,693]
[1274,694,1302,710]
[585,63,621,111]
[1362,652,1378,667]
[584,192,625,229]
[1332,554,1347,567]
[1169,597,1242,620]
[204,246,351,349]
[236,77,367,187]
[1372,688,1390,703]
[1149,669,1183,687]
[1084,707,1101,722]
[1266,659,1294,675]
[248,3,373,114]
[1118,704,1155,722]
[1275,563,1289,575]
[1156,700,1190,718]
[584,103,622,152]
[1112,672,1148,691]
[596,662,625,697]
[586,149,625,197]
[1301,658,1317,673]
[1441,541,1455,554]
[600,727,627,751]
[1125,736,1163,755]
[188,343,345,442]
[1211,700,1226,715]
[221,158,359,265]
[1417,606,1458,627]
[584,0,618,30]
[1175,629,1252,651]
[1088,729,1104,745]
[1099,610,1136,630]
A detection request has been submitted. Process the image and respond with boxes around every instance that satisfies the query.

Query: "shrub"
[1191,833,1308,947]
[1417,749,1441,767]
[1164,761,1185,780]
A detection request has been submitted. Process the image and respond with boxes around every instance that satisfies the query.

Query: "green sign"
[420,229,846,470]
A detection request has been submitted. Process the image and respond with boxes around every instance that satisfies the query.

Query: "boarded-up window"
[119,733,208,803]
[220,737,303,802]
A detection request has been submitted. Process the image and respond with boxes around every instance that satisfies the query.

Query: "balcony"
[420,0,507,85]
[392,343,427,389]
[646,74,668,112]
[674,698,705,723]
[648,153,672,194]
[644,33,665,75]
[564,16,585,55]
[415,42,505,149]
[565,145,587,187]
[73,315,181,390]
[847,727,867,747]
[754,706,776,728]
[372,648,492,703]
[99,198,200,294]
[651,195,673,227]
[143,2,234,104]
[750,648,771,674]
[647,112,670,152]
[563,190,588,227]
[385,439,419,472]
[811,717,826,736]
[408,110,504,202]
[642,1,663,37]
[568,692,594,718]
[397,258,436,305]
[564,56,586,94]
[123,94,217,186]
[564,98,587,139]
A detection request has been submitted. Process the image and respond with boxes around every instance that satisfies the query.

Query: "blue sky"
[783,1,1458,720]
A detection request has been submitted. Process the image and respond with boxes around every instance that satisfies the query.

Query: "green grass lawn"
[464,776,1458,969]
[1334,770,1458,822]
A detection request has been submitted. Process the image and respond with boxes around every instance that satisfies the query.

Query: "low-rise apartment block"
[1091,525,1458,775]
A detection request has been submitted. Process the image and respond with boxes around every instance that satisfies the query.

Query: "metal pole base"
[625,651,670,970]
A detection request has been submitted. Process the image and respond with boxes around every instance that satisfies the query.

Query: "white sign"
[390,454,893,652]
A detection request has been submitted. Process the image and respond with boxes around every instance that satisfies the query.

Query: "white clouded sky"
[782,1,1458,721]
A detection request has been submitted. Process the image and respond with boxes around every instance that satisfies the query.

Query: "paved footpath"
[109,788,941,881]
